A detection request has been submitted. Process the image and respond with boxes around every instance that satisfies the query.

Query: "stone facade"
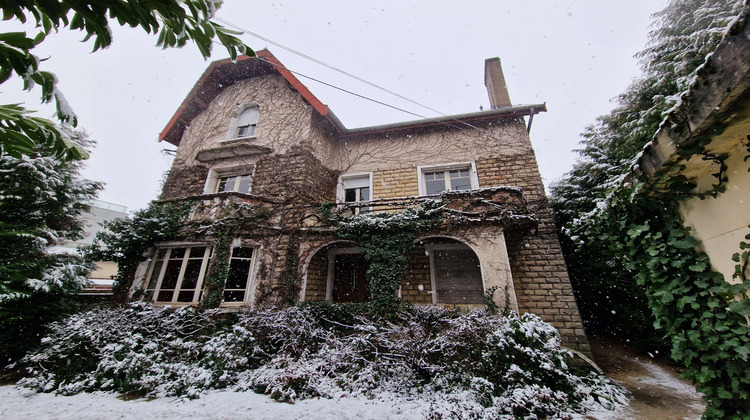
[143,50,590,355]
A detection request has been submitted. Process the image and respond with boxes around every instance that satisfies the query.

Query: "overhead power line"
[209,21,525,146]
[214,17,450,118]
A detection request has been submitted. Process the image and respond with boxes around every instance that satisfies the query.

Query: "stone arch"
[299,240,356,302]
[409,236,485,305]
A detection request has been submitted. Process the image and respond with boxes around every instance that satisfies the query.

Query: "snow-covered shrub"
[17,303,625,417]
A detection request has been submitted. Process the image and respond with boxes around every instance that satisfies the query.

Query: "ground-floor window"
[224,246,256,303]
[145,246,212,304]
[144,244,257,306]
[426,243,484,304]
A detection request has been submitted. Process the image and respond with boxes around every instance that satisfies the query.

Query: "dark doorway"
[332,254,370,303]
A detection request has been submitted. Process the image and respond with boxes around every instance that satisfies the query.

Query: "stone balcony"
[159,186,537,232]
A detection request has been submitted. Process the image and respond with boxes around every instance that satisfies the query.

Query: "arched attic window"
[226,102,260,140]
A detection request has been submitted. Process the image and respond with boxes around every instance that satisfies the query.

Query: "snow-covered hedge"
[16,303,625,418]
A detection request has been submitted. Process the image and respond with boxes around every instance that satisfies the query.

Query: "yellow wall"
[680,150,750,282]
[90,261,118,280]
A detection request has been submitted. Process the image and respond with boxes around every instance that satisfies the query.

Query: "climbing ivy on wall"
[198,202,271,309]
[199,227,232,310]
[333,203,442,316]
[571,176,750,418]
[87,202,190,298]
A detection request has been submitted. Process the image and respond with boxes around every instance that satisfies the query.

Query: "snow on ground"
[0,386,430,420]
[636,360,700,396]
[0,385,631,420]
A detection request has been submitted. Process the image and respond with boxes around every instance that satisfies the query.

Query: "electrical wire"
[214,17,450,118]
[209,25,528,146]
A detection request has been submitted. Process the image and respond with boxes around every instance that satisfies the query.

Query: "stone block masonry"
[477,152,591,355]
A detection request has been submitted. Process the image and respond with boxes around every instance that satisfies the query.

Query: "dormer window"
[227,102,260,141]
[236,124,256,138]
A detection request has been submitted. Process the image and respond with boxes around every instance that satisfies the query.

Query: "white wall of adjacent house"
[680,147,750,283]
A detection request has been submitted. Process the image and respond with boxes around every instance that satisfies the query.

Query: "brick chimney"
[484,58,512,108]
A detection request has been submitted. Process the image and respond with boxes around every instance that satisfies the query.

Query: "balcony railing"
[161,187,537,230]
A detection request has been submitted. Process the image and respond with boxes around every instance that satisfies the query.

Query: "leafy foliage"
[0,0,253,160]
[0,129,100,365]
[549,1,750,417]
[334,203,442,316]
[199,227,232,309]
[575,186,750,418]
[550,0,743,341]
[85,202,190,296]
[16,303,625,418]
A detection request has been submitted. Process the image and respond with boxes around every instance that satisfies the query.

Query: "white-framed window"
[223,246,257,304]
[418,162,478,196]
[144,246,212,304]
[217,174,251,193]
[337,173,373,214]
[144,244,258,306]
[425,243,484,304]
[226,102,260,141]
[203,165,255,195]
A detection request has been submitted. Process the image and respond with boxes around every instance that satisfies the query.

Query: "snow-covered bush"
[17,303,625,417]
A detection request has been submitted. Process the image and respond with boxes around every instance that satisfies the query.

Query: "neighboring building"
[59,199,128,295]
[136,50,589,353]
[634,8,750,282]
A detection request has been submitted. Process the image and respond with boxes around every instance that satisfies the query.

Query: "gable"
[159,50,330,147]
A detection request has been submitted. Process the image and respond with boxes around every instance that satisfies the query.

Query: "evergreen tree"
[0,129,101,365]
[550,0,744,341]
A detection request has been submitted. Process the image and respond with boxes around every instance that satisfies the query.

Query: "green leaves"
[0,104,88,160]
[0,1,255,161]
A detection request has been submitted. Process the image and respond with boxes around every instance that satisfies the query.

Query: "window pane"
[177,290,196,302]
[345,188,357,202]
[189,247,207,258]
[450,176,471,191]
[426,179,446,195]
[181,259,203,289]
[232,247,254,259]
[226,258,252,289]
[161,259,183,289]
[146,260,163,289]
[237,175,251,193]
[220,177,236,192]
[156,291,174,302]
[237,125,250,137]
[143,290,154,302]
[156,249,167,259]
[170,248,186,259]
[359,187,370,201]
[223,290,246,302]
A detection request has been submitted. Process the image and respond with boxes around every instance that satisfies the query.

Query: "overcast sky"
[3,0,669,212]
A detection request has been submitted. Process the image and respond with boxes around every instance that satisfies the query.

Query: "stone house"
[137,50,589,353]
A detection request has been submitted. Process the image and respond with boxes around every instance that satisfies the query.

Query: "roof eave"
[632,5,750,187]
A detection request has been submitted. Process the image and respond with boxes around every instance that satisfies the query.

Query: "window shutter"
[237,107,259,127]
[343,177,369,189]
